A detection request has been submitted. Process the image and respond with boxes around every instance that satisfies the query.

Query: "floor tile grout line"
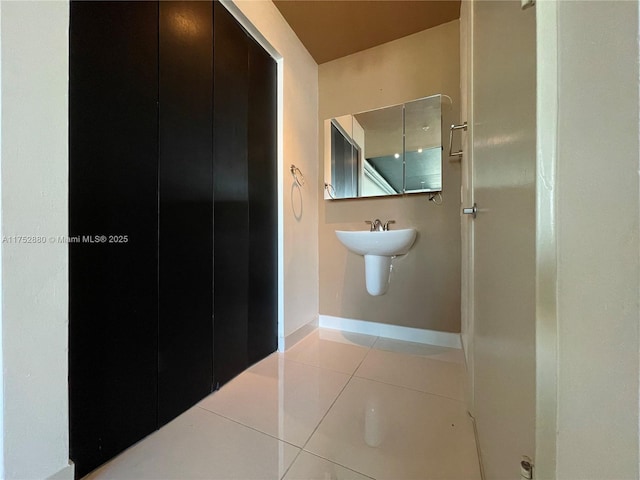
[353,337,378,374]
[202,333,466,478]
[298,371,355,452]
[195,405,312,480]
[95,331,476,480]
[276,352,352,376]
[350,373,467,404]
[371,334,466,359]
[251,352,354,383]
[299,336,379,453]
[371,348,466,365]
[370,343,465,365]
[195,405,304,451]
[195,341,376,452]
[260,335,380,479]
[354,339,467,402]
[292,336,380,479]
[288,329,378,353]
[199,335,380,480]
[282,354,362,376]
[295,450,377,480]
[279,449,303,480]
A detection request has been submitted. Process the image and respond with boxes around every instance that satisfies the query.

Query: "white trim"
[319,315,461,349]
[219,1,282,62]
[276,57,284,352]
[535,1,558,478]
[0,3,4,475]
[46,462,74,480]
[282,318,318,351]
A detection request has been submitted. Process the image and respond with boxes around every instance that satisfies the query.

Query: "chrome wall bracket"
[449,122,468,158]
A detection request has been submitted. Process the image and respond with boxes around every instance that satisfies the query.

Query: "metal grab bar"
[448,122,467,158]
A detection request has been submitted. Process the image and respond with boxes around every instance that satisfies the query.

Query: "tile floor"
[85,328,481,480]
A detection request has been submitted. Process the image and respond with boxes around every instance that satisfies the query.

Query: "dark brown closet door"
[247,37,278,365]
[68,2,159,477]
[70,2,276,476]
[158,1,215,426]
[213,1,250,385]
[213,1,277,386]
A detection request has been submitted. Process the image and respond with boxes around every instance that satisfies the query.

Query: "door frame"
[533,2,558,477]
[460,0,475,415]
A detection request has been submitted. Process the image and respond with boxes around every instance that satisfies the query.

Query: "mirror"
[324,94,442,200]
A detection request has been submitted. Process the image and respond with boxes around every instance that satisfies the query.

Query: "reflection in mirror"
[330,118,360,198]
[405,96,442,192]
[324,94,442,200]
[354,105,403,197]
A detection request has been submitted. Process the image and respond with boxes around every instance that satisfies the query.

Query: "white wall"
[226,0,319,344]
[550,1,639,477]
[537,1,640,478]
[1,2,72,479]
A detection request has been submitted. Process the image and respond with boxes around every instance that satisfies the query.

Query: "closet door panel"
[247,39,278,364]
[213,1,250,386]
[158,0,214,426]
[68,2,159,477]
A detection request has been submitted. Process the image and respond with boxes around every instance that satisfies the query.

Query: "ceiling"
[273,0,461,64]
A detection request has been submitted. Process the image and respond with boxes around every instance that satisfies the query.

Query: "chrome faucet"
[365,219,395,231]
[365,219,383,231]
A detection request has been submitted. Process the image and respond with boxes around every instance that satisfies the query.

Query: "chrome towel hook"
[290,164,305,187]
[324,182,336,199]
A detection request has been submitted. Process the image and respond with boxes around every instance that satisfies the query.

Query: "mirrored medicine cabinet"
[324,94,443,200]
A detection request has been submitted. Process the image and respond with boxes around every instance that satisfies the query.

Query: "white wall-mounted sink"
[335,229,417,256]
[335,228,417,296]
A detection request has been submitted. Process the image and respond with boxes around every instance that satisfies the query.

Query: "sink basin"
[335,229,417,257]
[335,228,417,296]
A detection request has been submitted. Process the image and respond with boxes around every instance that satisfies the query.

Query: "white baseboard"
[319,315,461,349]
[280,317,318,351]
[47,462,74,480]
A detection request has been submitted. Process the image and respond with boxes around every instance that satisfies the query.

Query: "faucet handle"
[384,220,396,231]
[365,220,374,231]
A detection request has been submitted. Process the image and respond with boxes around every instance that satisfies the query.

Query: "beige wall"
[1,2,73,479]
[552,1,639,477]
[224,1,320,341]
[319,21,462,332]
